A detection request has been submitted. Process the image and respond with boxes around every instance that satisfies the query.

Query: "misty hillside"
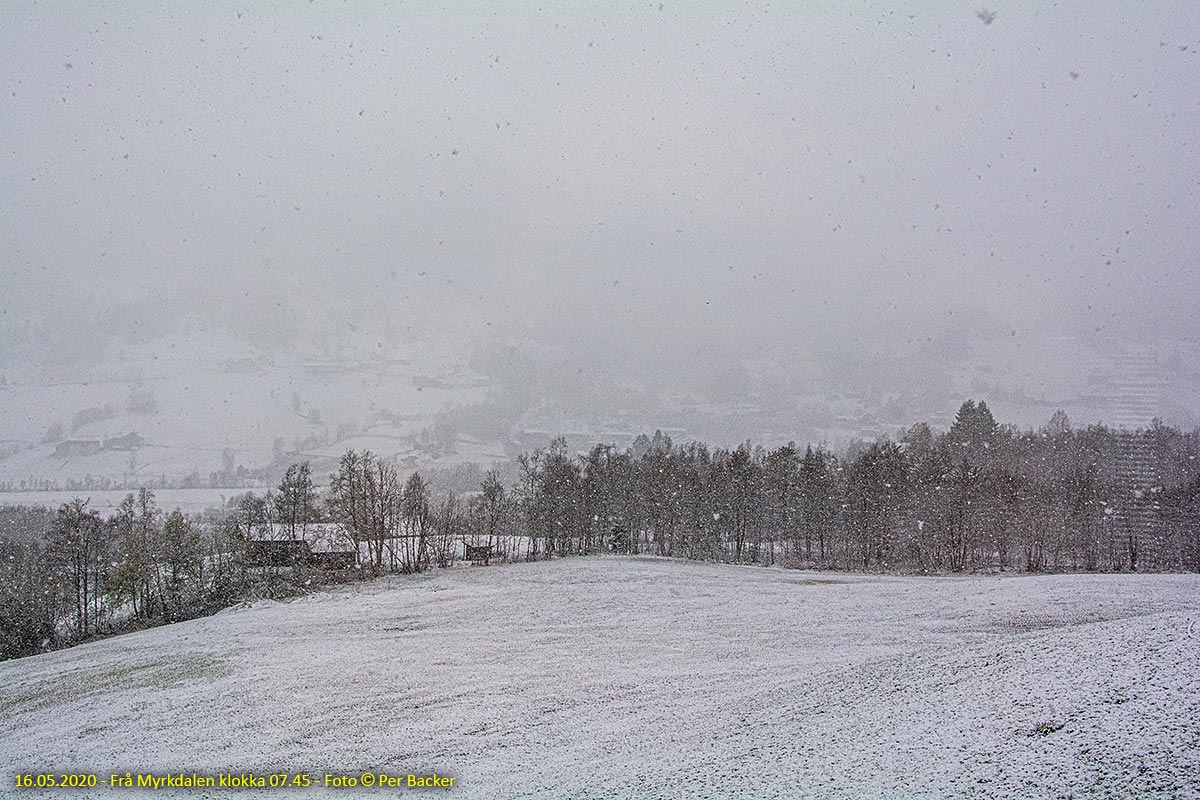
[2,2,1198,500]
[1,325,1196,500]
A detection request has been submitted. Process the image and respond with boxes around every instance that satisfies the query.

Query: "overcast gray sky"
[2,1,1197,390]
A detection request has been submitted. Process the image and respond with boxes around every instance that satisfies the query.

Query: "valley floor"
[1,557,1198,799]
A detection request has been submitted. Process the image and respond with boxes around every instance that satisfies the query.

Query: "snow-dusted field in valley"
[2,557,1198,799]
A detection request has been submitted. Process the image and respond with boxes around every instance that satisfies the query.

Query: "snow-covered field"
[1,557,1198,799]
[0,488,251,515]
[0,325,498,489]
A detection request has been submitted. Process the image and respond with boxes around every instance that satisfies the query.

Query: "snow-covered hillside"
[0,325,501,493]
[1,557,1198,799]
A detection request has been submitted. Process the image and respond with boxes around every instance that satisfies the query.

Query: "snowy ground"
[1,557,1198,799]
[0,488,253,516]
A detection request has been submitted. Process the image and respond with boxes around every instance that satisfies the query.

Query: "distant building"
[103,432,145,451]
[53,439,102,457]
[247,523,358,570]
[248,539,314,567]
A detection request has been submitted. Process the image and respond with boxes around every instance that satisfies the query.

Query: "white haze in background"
[2,1,1198,447]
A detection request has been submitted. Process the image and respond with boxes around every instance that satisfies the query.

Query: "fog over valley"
[2,1,1197,493]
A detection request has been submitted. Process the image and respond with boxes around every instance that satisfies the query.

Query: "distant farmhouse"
[53,439,103,457]
[103,432,144,451]
[52,432,145,457]
[247,523,358,570]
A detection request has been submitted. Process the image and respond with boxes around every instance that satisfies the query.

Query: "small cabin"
[463,543,494,563]
[249,539,313,567]
[311,550,358,570]
[247,523,358,570]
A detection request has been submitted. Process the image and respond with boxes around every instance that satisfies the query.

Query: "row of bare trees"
[326,450,441,572]
[5,403,1198,661]
[322,450,523,570]
[496,403,1200,573]
[1,453,489,659]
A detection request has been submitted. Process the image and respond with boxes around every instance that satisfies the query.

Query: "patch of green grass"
[0,654,229,714]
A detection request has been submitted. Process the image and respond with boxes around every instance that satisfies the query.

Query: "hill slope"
[2,557,1199,799]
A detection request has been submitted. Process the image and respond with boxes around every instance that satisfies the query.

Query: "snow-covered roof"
[250,523,354,553]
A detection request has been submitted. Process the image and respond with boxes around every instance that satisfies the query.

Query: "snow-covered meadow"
[1,556,1198,799]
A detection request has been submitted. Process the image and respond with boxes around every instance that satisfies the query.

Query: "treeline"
[504,403,1200,573]
[0,461,485,661]
[0,472,305,660]
[3,402,1199,661]
[0,489,270,661]
[249,402,1200,576]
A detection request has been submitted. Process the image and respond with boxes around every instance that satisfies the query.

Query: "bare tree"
[401,471,431,572]
[47,499,107,638]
